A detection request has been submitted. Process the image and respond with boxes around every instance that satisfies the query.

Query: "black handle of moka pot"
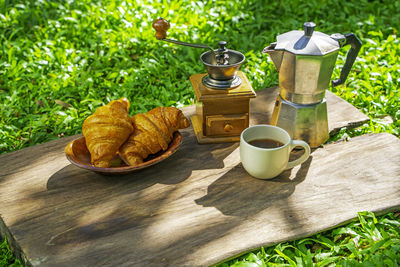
[331,33,362,87]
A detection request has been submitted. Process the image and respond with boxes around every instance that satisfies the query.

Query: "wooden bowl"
[65,131,182,175]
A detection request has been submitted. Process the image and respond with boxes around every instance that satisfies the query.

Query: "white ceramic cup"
[240,125,311,179]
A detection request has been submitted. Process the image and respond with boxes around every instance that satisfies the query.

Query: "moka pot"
[263,22,362,147]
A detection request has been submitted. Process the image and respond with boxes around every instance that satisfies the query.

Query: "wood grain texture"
[0,87,382,267]
[191,71,255,142]
[191,115,242,144]
[191,71,257,100]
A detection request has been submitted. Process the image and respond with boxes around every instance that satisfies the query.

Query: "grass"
[0,237,23,267]
[0,0,399,265]
[218,212,400,266]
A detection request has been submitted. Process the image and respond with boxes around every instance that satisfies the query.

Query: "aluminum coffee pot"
[263,22,362,147]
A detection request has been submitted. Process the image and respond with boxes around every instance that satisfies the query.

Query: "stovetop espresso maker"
[264,22,362,147]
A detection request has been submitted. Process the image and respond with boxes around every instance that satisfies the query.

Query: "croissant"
[120,107,189,166]
[82,97,134,168]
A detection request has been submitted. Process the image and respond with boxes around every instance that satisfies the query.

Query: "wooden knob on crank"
[152,17,170,40]
[224,123,234,132]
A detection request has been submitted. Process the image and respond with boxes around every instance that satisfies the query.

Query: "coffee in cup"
[240,125,311,179]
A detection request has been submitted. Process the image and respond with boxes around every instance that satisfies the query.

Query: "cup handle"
[285,140,311,170]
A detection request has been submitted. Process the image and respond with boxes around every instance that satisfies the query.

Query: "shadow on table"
[40,129,243,250]
[46,130,239,193]
[195,155,313,217]
[40,128,311,264]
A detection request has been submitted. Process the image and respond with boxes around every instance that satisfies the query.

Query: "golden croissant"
[82,97,134,168]
[120,107,190,166]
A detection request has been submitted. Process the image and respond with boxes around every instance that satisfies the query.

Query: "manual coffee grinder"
[264,22,361,148]
[153,18,256,144]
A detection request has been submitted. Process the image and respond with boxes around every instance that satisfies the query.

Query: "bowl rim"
[65,131,182,174]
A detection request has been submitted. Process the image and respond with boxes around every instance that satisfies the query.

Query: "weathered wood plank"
[0,87,384,267]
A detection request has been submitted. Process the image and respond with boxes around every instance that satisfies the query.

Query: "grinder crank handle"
[331,33,362,87]
[152,17,215,52]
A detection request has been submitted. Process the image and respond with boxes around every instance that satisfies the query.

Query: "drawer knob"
[224,123,234,132]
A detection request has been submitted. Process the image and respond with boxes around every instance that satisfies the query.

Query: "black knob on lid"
[304,22,316,37]
[218,41,227,51]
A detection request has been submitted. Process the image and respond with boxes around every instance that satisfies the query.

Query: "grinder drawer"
[205,114,248,136]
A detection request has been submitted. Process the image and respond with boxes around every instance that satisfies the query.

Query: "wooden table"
[1,88,399,267]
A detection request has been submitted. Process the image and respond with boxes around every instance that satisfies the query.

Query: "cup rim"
[240,124,291,151]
